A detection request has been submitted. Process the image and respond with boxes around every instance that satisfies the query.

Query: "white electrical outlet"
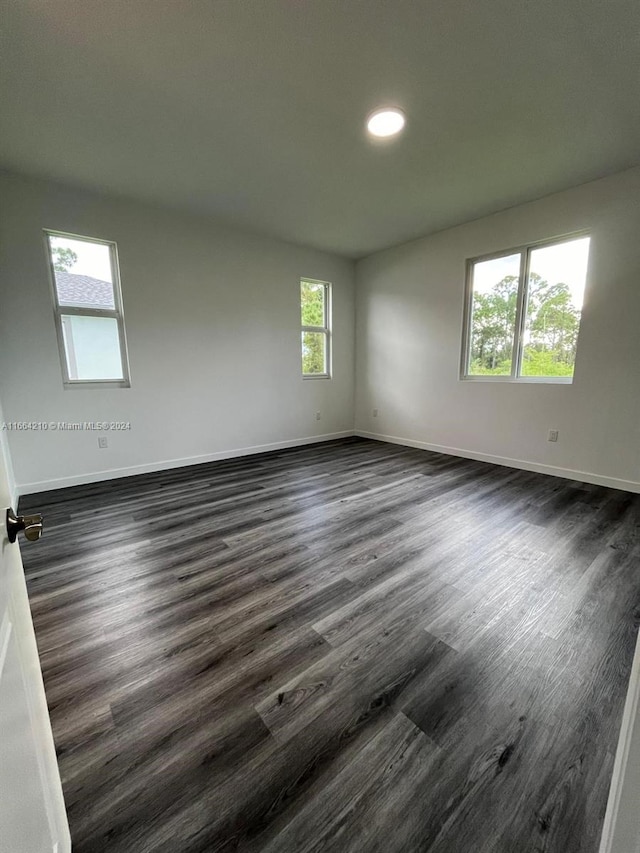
[98,436,108,449]
[372,408,379,418]
[548,429,559,443]
[315,411,321,421]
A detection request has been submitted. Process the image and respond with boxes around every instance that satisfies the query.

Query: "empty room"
[1,1,640,851]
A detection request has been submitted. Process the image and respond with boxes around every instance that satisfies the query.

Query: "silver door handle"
[6,508,44,543]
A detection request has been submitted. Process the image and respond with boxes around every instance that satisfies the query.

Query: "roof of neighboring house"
[54,271,115,309]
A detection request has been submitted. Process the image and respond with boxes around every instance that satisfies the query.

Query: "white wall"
[0,172,355,492]
[0,394,17,507]
[355,167,640,491]
[3,167,639,495]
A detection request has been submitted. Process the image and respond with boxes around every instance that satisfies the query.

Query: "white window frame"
[44,229,131,389]
[301,278,332,380]
[460,230,590,384]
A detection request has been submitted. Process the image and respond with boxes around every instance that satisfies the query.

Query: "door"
[0,445,70,851]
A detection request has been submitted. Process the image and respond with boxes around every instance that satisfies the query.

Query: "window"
[462,234,590,382]
[44,230,130,387]
[301,278,331,378]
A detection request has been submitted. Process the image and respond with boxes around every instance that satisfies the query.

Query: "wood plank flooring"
[19,437,640,852]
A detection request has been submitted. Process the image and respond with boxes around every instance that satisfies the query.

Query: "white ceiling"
[1,0,638,258]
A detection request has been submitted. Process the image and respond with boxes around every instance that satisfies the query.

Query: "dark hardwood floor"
[19,437,640,852]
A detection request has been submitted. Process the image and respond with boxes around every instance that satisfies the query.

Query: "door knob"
[6,508,44,543]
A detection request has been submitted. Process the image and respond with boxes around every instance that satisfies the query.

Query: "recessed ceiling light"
[366,108,406,138]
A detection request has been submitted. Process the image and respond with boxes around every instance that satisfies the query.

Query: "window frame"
[301,278,332,380]
[44,229,131,389]
[460,230,590,384]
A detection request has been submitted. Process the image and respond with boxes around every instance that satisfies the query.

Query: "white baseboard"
[355,429,640,493]
[18,430,355,496]
[19,426,640,497]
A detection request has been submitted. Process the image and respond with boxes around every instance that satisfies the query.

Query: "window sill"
[302,374,331,381]
[460,375,573,385]
[64,380,131,390]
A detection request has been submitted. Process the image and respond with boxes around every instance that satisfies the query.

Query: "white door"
[0,446,70,852]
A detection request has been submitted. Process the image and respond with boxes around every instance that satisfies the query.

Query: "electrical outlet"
[548,429,559,443]
[98,436,108,449]
[315,411,321,421]
[372,408,379,418]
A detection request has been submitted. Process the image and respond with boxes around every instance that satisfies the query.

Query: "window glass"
[302,331,327,375]
[301,280,325,327]
[49,235,116,310]
[61,315,124,381]
[300,279,330,377]
[467,253,521,376]
[45,230,129,386]
[463,236,590,382]
[521,237,590,379]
